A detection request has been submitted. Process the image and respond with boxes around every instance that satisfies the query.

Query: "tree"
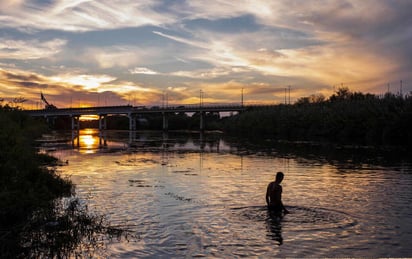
[329,87,352,102]
[296,93,326,104]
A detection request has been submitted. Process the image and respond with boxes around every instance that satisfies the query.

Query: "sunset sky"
[1,0,411,108]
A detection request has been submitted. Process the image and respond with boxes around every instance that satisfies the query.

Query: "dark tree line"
[222,88,412,147]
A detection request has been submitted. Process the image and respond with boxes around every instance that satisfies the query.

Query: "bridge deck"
[25,104,253,117]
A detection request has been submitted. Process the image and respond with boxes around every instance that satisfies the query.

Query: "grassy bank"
[0,105,132,257]
[0,105,71,256]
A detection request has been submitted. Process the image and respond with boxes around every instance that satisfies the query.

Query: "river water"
[43,129,412,258]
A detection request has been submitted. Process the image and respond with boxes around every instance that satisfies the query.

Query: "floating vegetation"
[128,179,164,188]
[115,158,159,166]
[172,170,193,174]
[164,192,208,206]
[133,184,165,188]
[128,179,146,183]
[164,192,193,202]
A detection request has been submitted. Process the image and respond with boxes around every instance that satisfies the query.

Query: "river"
[43,129,412,258]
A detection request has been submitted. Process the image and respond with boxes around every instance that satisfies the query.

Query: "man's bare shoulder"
[272,182,281,191]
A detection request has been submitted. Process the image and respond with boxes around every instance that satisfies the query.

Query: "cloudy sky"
[0,0,411,108]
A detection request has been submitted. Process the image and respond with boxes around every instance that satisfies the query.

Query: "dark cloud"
[0,70,60,92]
[184,15,260,33]
[294,0,412,90]
[304,1,412,57]
[2,70,43,82]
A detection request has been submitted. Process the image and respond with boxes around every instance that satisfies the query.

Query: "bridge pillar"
[129,114,136,131]
[99,130,107,147]
[162,112,168,131]
[45,116,56,128]
[129,130,137,145]
[71,130,79,148]
[199,111,204,131]
[99,115,107,130]
[71,115,80,131]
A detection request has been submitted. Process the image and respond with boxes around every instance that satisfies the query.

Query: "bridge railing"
[25,105,133,112]
[25,103,278,117]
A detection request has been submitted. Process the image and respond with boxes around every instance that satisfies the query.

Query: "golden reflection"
[80,135,96,148]
[73,129,102,154]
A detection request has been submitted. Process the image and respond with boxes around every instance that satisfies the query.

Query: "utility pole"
[199,90,204,107]
[288,85,291,104]
[241,88,244,106]
[199,90,204,131]
[400,80,403,97]
[162,91,168,108]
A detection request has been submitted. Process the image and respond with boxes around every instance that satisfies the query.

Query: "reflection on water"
[266,210,283,245]
[68,129,223,154]
[45,130,412,258]
[71,129,105,153]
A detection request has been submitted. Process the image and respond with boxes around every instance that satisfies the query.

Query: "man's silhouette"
[266,172,289,215]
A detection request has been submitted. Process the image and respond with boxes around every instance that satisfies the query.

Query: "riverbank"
[0,106,131,257]
[0,106,70,256]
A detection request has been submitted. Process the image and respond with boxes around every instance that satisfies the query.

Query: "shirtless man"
[266,172,289,214]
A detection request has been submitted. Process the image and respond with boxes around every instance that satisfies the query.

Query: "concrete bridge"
[26,104,250,131]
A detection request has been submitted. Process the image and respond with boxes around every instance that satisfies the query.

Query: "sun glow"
[77,129,100,154]
[80,134,96,148]
[51,74,117,91]
[79,115,99,121]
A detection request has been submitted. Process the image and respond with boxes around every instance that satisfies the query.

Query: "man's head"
[275,172,284,183]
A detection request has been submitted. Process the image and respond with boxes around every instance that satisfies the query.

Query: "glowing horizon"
[1,1,411,109]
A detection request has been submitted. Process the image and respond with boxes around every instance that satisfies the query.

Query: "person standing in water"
[266,172,289,214]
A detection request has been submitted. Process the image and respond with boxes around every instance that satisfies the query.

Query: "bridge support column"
[71,130,79,148]
[45,116,56,128]
[129,114,136,131]
[199,111,204,131]
[99,115,107,130]
[71,115,80,148]
[162,112,168,131]
[71,115,80,131]
[99,130,107,147]
[129,130,137,145]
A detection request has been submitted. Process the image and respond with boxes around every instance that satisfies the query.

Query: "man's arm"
[265,183,271,206]
[279,186,289,213]
[281,201,289,213]
[276,185,289,213]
